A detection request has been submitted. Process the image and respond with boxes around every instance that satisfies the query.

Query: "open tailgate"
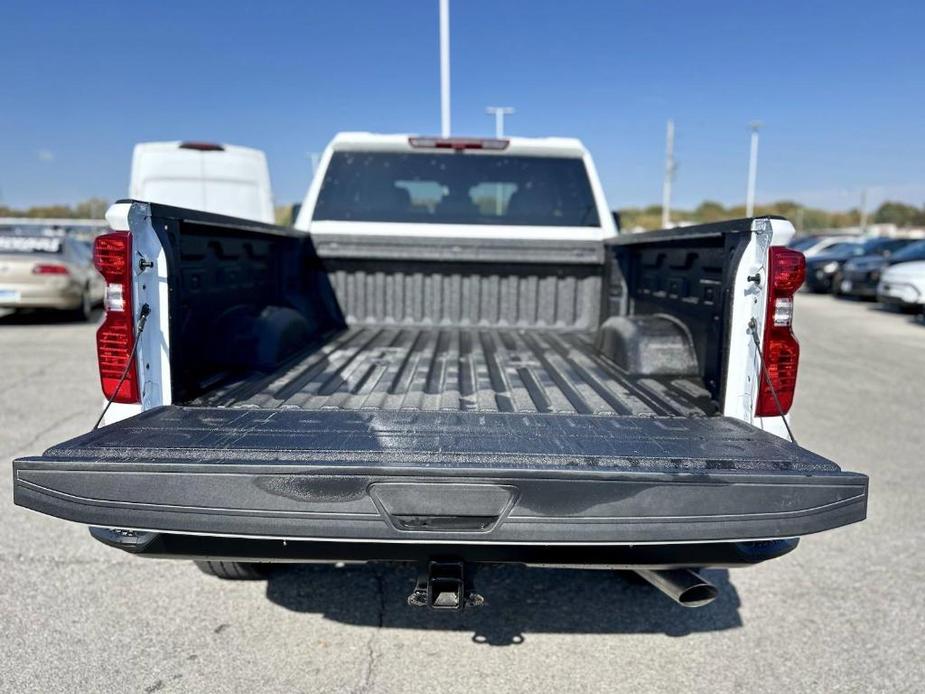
[13,407,867,544]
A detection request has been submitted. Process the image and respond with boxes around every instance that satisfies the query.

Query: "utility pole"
[486,106,515,138]
[486,107,515,214]
[859,188,869,234]
[746,121,762,217]
[439,0,451,137]
[661,119,676,229]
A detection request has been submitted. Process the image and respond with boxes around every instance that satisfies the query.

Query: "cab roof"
[328,132,589,158]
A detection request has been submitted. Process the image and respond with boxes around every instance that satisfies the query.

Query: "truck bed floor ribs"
[191,326,714,417]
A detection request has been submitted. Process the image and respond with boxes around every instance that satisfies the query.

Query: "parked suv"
[805,237,914,294]
[841,239,925,299]
[877,242,925,312]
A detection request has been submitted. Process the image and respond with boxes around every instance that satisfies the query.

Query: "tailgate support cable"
[93,303,151,430]
[748,317,798,445]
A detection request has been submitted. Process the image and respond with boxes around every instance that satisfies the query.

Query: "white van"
[129,141,275,224]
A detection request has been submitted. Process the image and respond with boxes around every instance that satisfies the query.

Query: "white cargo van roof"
[130,141,275,224]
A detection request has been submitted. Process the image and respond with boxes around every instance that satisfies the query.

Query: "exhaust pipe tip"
[635,569,719,608]
[675,580,719,608]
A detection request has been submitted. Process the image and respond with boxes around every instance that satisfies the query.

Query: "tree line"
[3,197,924,233]
[0,198,110,219]
[618,200,925,232]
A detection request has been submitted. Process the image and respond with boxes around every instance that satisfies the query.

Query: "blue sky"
[2,0,923,211]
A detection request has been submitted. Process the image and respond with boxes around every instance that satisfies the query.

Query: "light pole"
[746,121,762,217]
[859,188,869,234]
[486,106,515,138]
[661,119,676,229]
[486,106,515,214]
[439,0,451,137]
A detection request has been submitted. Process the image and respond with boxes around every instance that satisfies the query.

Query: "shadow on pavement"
[264,563,742,645]
[0,307,103,325]
[865,303,925,324]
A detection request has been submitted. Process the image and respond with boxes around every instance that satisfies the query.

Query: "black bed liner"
[194,326,714,417]
[13,407,868,544]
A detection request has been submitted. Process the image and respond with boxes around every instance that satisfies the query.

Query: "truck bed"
[12,205,868,551]
[192,326,716,417]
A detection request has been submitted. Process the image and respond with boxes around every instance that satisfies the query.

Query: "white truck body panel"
[725,217,798,439]
[101,202,172,425]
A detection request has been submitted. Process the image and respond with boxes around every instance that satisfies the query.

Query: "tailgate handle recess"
[369,482,518,533]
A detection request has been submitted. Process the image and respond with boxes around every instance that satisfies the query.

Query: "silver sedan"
[0,234,105,320]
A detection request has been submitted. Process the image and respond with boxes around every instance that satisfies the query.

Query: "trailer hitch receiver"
[407,560,484,610]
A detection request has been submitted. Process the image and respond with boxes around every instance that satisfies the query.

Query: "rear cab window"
[313,152,601,227]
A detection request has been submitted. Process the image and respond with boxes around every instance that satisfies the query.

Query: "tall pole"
[746,121,762,217]
[486,106,515,214]
[858,188,869,234]
[486,106,515,138]
[661,119,675,229]
[439,0,451,137]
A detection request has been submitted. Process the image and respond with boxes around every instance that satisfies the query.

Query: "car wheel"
[194,560,270,580]
[71,288,93,322]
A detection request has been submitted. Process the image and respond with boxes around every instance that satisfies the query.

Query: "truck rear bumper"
[87,527,803,568]
[12,407,868,545]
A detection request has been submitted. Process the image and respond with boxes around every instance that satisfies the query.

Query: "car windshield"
[821,242,858,257]
[313,152,601,227]
[888,239,925,263]
[853,238,913,257]
[0,235,63,254]
[789,237,822,251]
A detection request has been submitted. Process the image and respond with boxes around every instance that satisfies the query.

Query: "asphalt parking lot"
[1,294,923,693]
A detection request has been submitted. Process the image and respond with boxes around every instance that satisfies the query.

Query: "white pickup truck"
[13,133,867,609]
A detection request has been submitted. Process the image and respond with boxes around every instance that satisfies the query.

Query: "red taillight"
[32,263,70,275]
[93,232,131,282]
[755,247,805,417]
[92,231,139,403]
[408,136,509,151]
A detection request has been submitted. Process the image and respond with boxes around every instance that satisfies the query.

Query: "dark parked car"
[804,237,915,294]
[839,239,925,299]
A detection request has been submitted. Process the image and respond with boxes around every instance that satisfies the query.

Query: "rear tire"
[194,560,269,580]
[70,288,93,322]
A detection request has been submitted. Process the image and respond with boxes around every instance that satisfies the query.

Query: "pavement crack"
[1,363,52,394]
[1,408,88,459]
[354,567,386,694]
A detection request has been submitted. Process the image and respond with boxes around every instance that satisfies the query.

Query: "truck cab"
[296,132,616,241]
